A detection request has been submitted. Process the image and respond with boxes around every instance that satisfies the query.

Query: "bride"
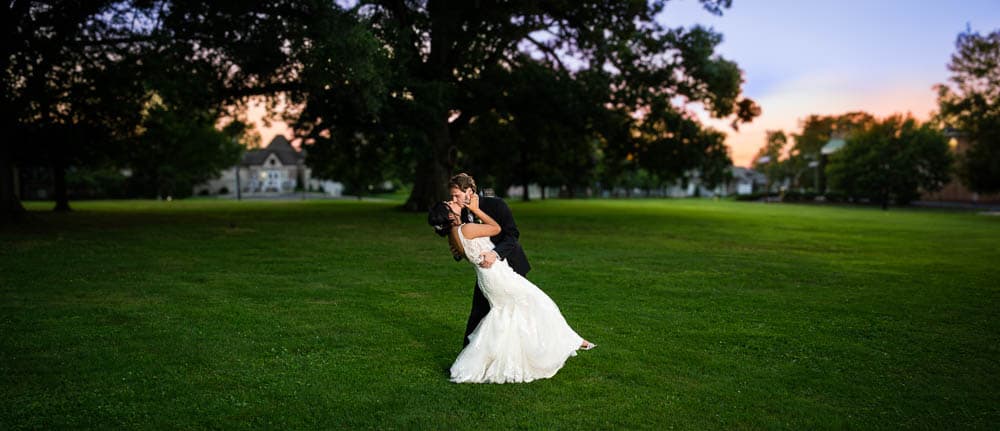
[428,194,595,384]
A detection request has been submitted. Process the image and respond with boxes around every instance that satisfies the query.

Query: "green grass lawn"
[2,198,998,429]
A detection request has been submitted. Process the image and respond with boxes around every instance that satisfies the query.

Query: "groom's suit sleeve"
[487,198,520,260]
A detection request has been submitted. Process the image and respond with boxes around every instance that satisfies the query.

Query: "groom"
[447,173,531,347]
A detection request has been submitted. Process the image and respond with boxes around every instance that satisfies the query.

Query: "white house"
[194,135,342,197]
[666,167,767,197]
[727,167,768,195]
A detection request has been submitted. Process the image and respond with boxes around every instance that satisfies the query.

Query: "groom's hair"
[427,201,453,237]
[449,173,476,192]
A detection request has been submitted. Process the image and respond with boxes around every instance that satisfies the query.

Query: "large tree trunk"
[0,29,25,222]
[403,117,451,212]
[3,3,37,221]
[405,157,449,211]
[402,2,459,212]
[0,30,25,222]
[0,142,26,222]
[52,159,70,212]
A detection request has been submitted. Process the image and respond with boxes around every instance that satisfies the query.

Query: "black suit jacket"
[460,196,531,276]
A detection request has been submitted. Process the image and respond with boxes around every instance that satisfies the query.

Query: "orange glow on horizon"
[702,80,940,167]
[244,83,941,168]
[246,97,298,150]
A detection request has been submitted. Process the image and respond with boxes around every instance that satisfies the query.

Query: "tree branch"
[525,34,566,71]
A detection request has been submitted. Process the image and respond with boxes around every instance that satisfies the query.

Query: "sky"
[249,0,1000,167]
[660,0,1000,166]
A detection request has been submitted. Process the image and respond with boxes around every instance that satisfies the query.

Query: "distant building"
[726,167,768,195]
[194,135,343,197]
[667,167,768,197]
[506,167,767,199]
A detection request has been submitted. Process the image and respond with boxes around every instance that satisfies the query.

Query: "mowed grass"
[1,198,998,429]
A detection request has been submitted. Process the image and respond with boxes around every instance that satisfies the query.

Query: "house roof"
[821,138,846,155]
[731,166,767,182]
[242,135,302,166]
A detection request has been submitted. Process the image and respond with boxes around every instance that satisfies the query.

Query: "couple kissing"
[427,173,594,384]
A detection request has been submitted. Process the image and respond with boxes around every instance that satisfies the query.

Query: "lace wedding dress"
[450,225,585,383]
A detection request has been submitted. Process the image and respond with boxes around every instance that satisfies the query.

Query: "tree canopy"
[788,112,876,192]
[827,115,952,209]
[2,0,759,218]
[751,130,788,191]
[2,1,151,213]
[936,27,1000,193]
[287,0,759,209]
[1,1,270,215]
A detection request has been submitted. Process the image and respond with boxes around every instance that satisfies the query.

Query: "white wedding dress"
[450,225,585,384]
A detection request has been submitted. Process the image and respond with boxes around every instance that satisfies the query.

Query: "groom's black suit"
[460,195,531,346]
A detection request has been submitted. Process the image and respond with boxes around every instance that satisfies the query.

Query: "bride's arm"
[460,195,501,239]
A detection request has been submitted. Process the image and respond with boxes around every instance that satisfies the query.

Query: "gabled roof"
[242,135,303,166]
[821,138,846,155]
[731,166,766,182]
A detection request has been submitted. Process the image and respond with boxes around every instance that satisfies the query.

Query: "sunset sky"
[663,0,1000,166]
[249,1,1000,167]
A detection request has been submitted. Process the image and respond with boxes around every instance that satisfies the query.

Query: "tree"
[751,130,788,192]
[1,1,319,217]
[291,0,758,210]
[451,59,600,201]
[936,27,1000,193]
[626,98,736,193]
[306,130,398,200]
[142,2,390,196]
[789,112,875,192]
[126,101,243,199]
[3,1,761,216]
[695,128,734,190]
[827,115,952,209]
[2,1,150,216]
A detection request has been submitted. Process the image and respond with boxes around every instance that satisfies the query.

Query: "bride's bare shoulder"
[461,221,499,239]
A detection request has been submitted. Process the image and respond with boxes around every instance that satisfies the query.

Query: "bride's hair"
[427,201,454,237]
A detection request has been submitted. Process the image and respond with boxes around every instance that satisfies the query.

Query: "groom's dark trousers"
[461,196,531,347]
